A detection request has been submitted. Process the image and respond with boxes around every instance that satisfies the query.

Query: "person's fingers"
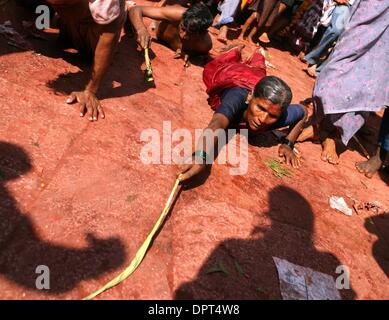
[177,164,192,176]
[87,101,94,121]
[365,171,374,179]
[355,162,366,173]
[66,92,77,104]
[287,156,293,167]
[292,157,300,169]
[92,104,98,121]
[142,37,147,49]
[79,103,86,117]
[178,166,198,182]
[97,103,105,119]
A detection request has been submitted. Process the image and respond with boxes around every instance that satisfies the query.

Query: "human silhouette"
[175,185,356,299]
[0,142,126,295]
[365,214,389,278]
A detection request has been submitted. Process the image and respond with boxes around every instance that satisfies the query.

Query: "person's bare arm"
[129,5,186,48]
[177,113,230,181]
[66,22,121,121]
[278,104,308,168]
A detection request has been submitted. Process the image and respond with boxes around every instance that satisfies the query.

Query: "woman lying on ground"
[177,45,308,182]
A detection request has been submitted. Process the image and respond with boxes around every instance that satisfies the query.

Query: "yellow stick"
[83,178,181,300]
[144,48,154,82]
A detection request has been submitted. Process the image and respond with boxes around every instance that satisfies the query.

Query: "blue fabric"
[305,4,351,66]
[214,0,240,28]
[214,87,305,129]
[379,108,389,151]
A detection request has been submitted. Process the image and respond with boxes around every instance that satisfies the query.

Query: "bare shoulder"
[139,5,186,23]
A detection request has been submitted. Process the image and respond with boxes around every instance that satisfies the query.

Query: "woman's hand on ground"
[66,90,104,121]
[278,144,302,169]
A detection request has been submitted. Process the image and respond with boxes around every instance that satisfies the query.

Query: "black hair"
[182,3,213,34]
[253,76,292,111]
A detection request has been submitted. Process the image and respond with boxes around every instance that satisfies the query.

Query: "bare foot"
[305,64,317,78]
[321,137,339,164]
[258,32,270,44]
[356,154,383,178]
[247,36,259,47]
[217,26,228,44]
[297,125,318,142]
[298,52,306,62]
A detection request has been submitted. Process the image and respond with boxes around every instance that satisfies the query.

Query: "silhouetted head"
[0,142,32,182]
[179,3,213,37]
[244,76,293,132]
[263,186,313,232]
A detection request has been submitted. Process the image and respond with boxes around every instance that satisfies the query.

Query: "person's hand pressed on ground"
[278,143,302,169]
[66,90,104,121]
[277,103,308,169]
[65,11,123,121]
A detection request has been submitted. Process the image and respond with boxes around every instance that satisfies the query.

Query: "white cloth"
[88,0,121,25]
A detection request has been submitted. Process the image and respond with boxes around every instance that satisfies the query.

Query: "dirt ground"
[0,1,388,300]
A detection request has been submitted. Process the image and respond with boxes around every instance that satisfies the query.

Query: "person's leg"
[268,1,289,36]
[257,0,280,43]
[318,115,340,164]
[304,4,350,65]
[356,108,389,178]
[247,23,259,45]
[238,12,257,40]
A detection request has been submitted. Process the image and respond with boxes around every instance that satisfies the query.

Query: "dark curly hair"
[182,3,213,34]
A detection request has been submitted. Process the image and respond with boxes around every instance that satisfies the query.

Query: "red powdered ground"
[0,1,388,299]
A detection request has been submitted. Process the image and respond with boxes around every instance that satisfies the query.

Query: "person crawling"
[45,0,129,121]
[176,45,308,182]
[128,2,213,66]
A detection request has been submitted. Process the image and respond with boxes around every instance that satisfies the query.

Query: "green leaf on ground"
[265,158,292,178]
[207,259,229,277]
[234,260,245,276]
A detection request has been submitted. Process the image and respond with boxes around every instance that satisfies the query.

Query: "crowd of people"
[25,0,388,182]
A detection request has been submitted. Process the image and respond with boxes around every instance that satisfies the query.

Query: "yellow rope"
[83,178,181,300]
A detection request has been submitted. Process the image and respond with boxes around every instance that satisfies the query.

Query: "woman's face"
[245,96,282,131]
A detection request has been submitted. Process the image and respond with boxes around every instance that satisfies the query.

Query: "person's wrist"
[193,150,208,164]
[282,137,294,150]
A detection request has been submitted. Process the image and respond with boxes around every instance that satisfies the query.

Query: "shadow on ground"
[175,185,356,299]
[0,142,126,293]
[365,213,389,278]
